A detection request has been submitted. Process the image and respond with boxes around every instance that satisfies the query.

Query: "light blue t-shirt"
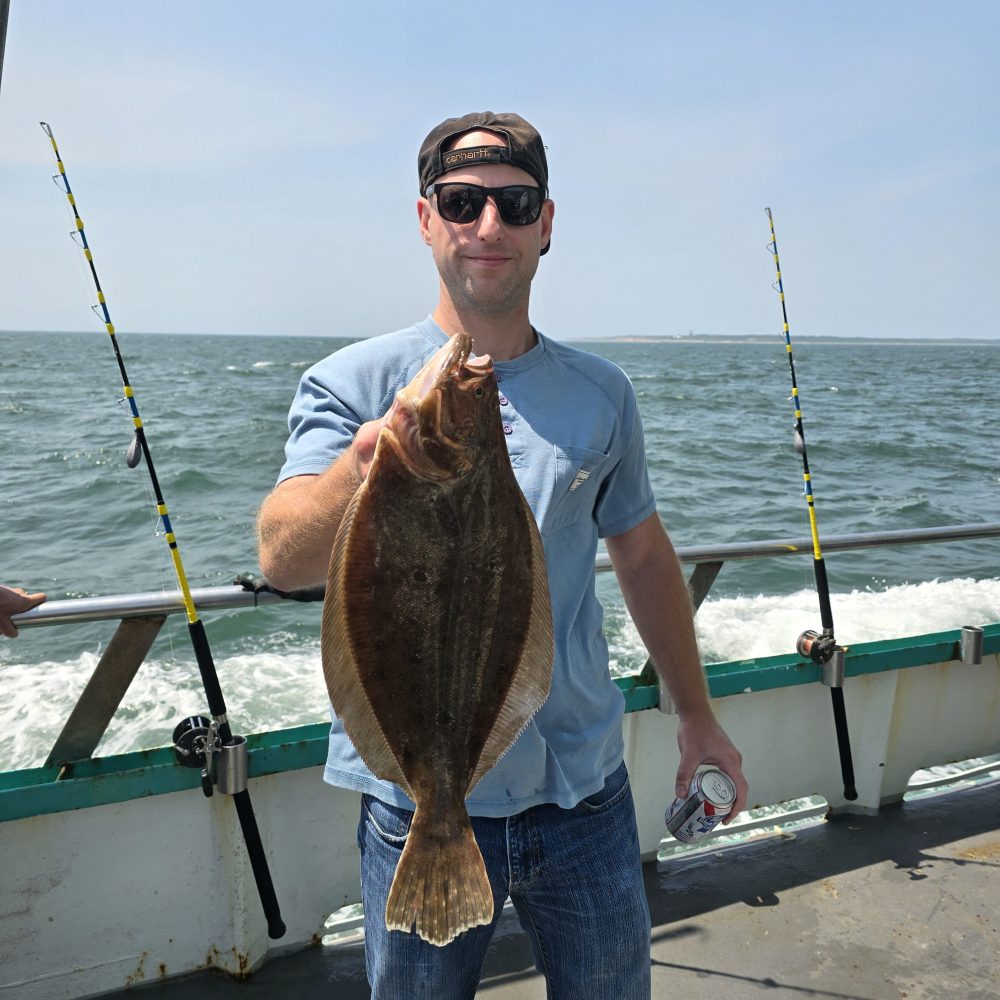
[278,316,657,816]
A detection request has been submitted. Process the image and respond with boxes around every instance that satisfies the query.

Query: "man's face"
[418,130,554,317]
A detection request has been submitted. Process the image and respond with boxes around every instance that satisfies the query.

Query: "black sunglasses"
[427,182,544,227]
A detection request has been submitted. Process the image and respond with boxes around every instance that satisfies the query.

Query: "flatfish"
[320,332,553,946]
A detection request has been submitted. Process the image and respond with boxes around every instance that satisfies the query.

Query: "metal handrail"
[11,519,1000,765]
[596,520,1000,572]
[13,521,1000,629]
[13,584,285,629]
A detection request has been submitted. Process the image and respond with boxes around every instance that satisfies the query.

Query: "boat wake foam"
[3,577,998,771]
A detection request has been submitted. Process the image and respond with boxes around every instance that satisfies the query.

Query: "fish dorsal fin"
[321,480,413,797]
[467,493,554,793]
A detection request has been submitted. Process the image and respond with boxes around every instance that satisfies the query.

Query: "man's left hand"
[675,710,748,824]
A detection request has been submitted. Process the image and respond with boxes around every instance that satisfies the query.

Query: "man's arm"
[0,585,47,638]
[256,419,382,592]
[605,512,749,821]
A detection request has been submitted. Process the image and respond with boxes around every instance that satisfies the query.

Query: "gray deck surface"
[130,777,1000,1000]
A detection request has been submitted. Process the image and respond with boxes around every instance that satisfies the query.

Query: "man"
[0,585,46,638]
[257,111,748,998]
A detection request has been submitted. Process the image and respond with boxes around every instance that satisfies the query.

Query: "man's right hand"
[256,417,388,592]
[352,418,385,481]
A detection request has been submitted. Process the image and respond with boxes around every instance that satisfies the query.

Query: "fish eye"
[474,386,484,398]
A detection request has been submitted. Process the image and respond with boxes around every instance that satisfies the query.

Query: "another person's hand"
[0,585,47,638]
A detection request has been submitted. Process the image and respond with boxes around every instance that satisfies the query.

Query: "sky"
[1,1,997,340]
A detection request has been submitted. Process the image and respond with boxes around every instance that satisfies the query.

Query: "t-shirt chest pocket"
[542,443,609,535]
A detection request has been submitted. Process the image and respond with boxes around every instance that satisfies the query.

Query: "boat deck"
[129,777,999,1000]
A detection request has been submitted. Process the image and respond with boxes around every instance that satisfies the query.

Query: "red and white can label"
[665,767,737,844]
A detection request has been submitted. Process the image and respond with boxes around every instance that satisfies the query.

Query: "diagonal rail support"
[45,615,166,766]
[688,561,724,611]
[637,560,726,695]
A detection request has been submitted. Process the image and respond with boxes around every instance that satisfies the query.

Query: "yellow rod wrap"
[169,550,199,623]
[807,508,822,559]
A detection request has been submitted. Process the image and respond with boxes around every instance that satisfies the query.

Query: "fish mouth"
[439,338,492,393]
[428,333,492,394]
[427,333,473,398]
[381,334,494,478]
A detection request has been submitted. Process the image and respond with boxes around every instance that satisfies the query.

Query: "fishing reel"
[797,628,836,664]
[172,715,248,799]
[797,630,846,689]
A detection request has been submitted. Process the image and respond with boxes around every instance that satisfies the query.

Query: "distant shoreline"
[3,329,998,347]
[571,335,1000,346]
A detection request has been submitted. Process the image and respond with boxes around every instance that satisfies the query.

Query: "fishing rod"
[0,1,10,98]
[41,122,286,937]
[765,207,858,802]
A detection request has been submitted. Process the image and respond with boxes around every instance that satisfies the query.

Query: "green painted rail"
[3,623,996,824]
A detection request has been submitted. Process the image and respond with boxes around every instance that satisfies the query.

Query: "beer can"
[665,766,737,843]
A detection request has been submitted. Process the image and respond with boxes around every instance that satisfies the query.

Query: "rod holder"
[658,681,678,716]
[960,625,983,665]
[216,736,248,795]
[822,647,845,688]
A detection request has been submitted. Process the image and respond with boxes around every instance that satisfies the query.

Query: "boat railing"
[11,520,1000,768]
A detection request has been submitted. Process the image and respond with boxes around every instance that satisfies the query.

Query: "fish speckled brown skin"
[320,332,553,946]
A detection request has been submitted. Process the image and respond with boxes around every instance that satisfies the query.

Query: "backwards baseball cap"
[418,111,551,254]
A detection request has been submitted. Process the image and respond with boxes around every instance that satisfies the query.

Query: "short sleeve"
[275,323,449,485]
[593,393,656,538]
[277,366,367,483]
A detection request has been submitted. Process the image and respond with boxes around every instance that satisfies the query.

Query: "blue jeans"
[357,762,651,999]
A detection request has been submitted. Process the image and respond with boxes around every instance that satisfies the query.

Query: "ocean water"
[2,329,999,770]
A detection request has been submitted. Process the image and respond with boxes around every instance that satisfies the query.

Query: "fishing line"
[41,122,286,938]
[765,207,858,802]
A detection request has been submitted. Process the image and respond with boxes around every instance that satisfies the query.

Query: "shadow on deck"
[133,777,1000,1000]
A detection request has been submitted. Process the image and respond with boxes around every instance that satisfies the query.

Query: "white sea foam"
[695,576,1000,663]
[3,578,998,772]
[0,644,330,772]
[606,577,1000,672]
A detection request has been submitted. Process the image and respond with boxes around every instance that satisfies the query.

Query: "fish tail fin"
[384,806,493,947]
